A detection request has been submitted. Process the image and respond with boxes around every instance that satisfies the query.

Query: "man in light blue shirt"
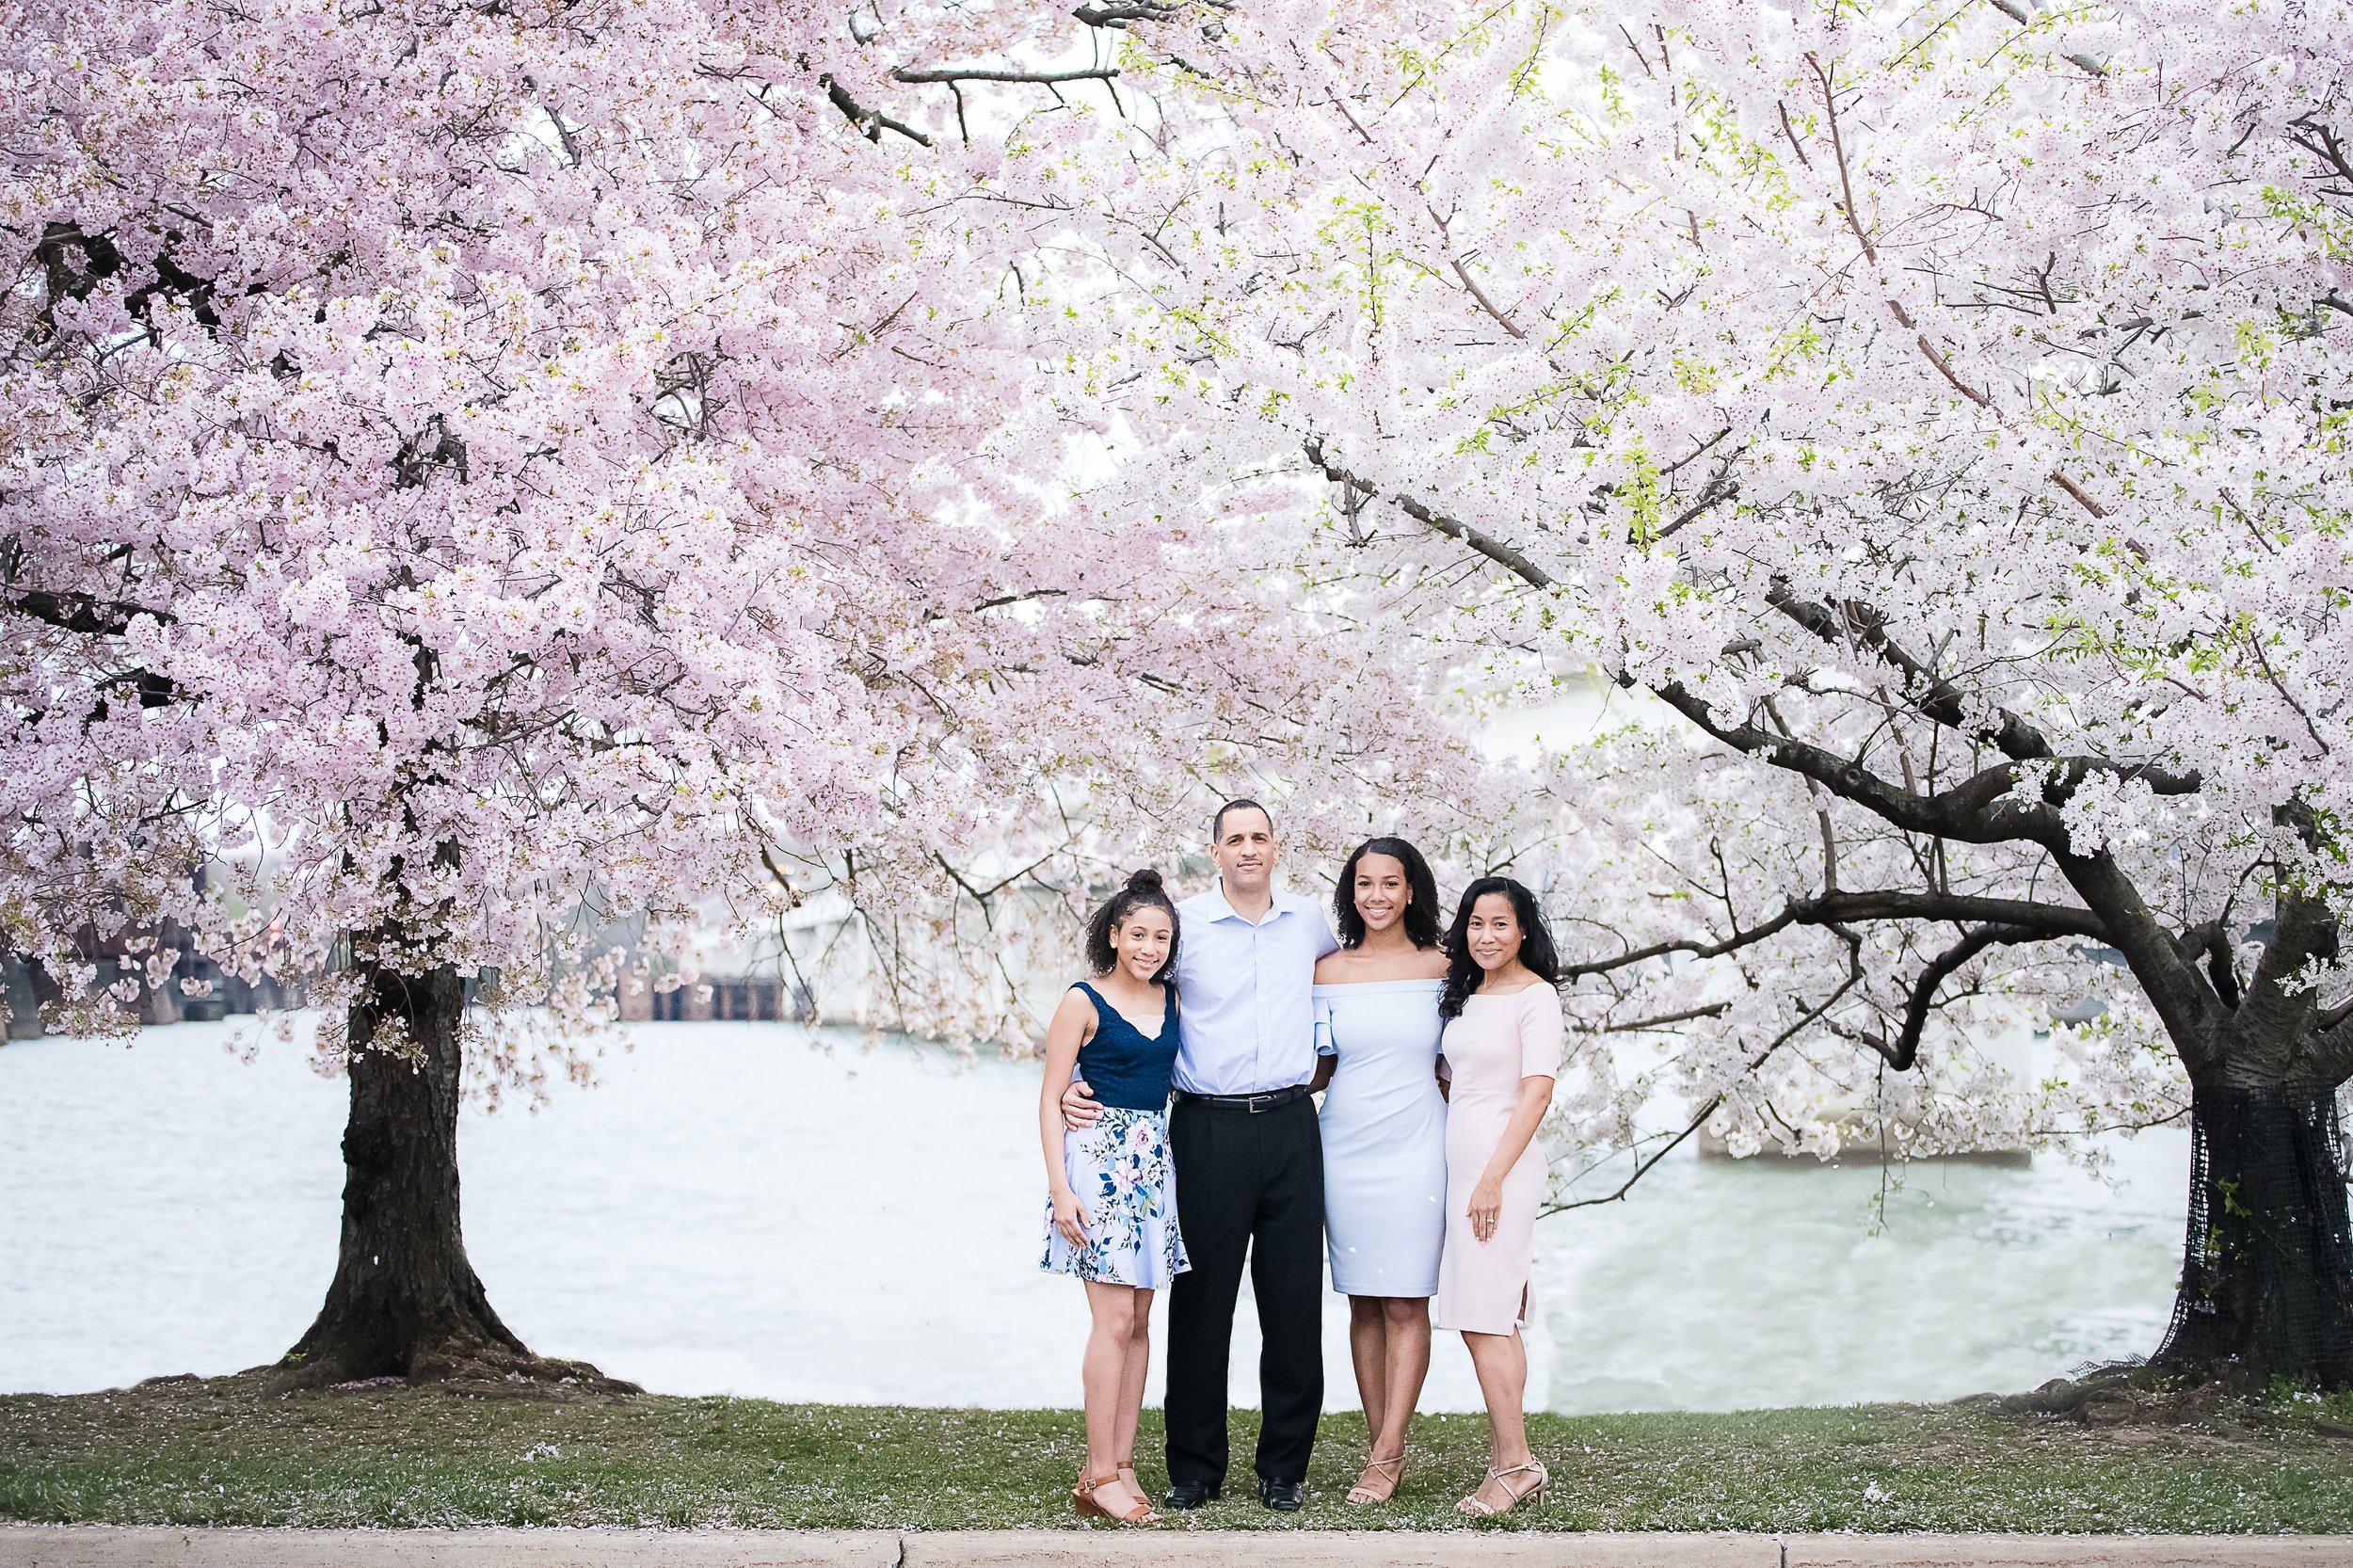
[1168,872,1336,1098]
[1065,799,1337,1509]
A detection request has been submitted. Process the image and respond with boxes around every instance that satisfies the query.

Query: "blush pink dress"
[1432,984,1563,1335]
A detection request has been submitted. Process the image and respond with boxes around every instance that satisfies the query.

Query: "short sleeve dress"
[1432,984,1563,1335]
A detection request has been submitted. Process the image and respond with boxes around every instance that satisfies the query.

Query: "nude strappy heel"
[1456,1457,1547,1515]
[1346,1451,1407,1504]
[1073,1470,1160,1525]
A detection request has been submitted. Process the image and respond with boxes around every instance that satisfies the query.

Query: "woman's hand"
[1052,1187,1091,1248]
[1466,1175,1504,1243]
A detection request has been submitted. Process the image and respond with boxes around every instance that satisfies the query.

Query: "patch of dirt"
[1962,1363,2280,1437]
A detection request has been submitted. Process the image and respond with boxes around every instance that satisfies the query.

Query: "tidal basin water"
[0,1018,2187,1412]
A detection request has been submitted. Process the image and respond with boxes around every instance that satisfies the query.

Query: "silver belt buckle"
[1246,1092,1276,1113]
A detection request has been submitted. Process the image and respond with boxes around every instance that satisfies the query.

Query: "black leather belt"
[1174,1084,1310,1113]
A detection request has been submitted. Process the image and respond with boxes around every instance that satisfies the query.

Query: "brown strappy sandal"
[1346,1451,1406,1505]
[1456,1457,1548,1516]
[1073,1470,1160,1525]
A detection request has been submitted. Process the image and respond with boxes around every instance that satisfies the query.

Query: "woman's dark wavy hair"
[1085,868,1181,982]
[1438,875,1561,1019]
[1333,837,1443,952]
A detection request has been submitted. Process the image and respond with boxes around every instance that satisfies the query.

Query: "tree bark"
[2153,1081,2353,1386]
[275,956,635,1394]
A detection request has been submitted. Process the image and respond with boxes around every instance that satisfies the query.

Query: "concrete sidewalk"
[4,1528,2347,1567]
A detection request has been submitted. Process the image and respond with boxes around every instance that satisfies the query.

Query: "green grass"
[3,1375,2351,1533]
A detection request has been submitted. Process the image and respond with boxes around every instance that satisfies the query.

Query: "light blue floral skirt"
[1040,1106,1191,1288]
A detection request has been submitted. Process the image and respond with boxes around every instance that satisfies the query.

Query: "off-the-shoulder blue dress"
[1314,978,1448,1298]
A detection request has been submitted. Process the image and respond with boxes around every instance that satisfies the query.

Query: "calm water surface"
[0,1018,2186,1411]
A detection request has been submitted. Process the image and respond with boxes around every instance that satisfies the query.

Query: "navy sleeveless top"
[1073,981,1180,1111]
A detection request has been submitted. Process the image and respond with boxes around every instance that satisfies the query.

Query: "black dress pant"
[1163,1092,1324,1489]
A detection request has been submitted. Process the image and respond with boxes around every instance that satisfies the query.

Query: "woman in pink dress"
[1433,875,1562,1516]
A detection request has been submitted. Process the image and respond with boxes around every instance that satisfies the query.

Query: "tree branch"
[968,588,1071,613]
[1303,436,1558,587]
[1598,1000,1734,1032]
[88,666,188,722]
[1855,922,2054,1071]
[2305,1018,2353,1086]
[1765,578,2053,760]
[2287,115,2353,190]
[891,66,1120,86]
[1561,888,2110,979]
[1647,680,2024,842]
[2046,468,2111,519]
[1651,476,1738,542]
[2174,918,2242,1010]
[1073,2,1196,25]
[822,75,934,147]
[1545,1100,1714,1212]
[1776,99,1812,170]
[1548,966,1862,1211]
[1805,52,1876,267]
[8,589,173,636]
[2051,848,2224,1071]
[1650,678,2198,840]
[1911,325,1993,407]
[1299,449,2195,841]
[1446,253,1528,339]
[2234,853,2341,1081]
[1883,240,2112,522]
[1983,1,2108,76]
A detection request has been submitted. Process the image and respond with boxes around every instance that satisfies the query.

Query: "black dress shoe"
[1258,1476,1306,1512]
[1161,1480,1221,1510]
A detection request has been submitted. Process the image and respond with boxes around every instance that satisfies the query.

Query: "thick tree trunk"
[275,958,634,1395]
[2153,1082,2353,1387]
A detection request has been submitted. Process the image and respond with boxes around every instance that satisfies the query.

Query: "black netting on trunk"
[2154,1084,2353,1387]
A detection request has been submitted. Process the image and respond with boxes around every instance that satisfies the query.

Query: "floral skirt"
[1040,1106,1191,1288]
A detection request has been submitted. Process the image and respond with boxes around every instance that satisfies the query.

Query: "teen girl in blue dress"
[1038,868,1188,1525]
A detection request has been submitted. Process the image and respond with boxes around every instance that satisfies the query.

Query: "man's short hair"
[1211,798,1275,842]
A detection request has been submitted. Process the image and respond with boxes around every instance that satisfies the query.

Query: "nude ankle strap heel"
[1456,1458,1547,1516]
[1347,1452,1407,1505]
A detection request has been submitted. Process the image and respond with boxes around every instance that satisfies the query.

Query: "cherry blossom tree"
[1063,0,2353,1383]
[0,0,1482,1389]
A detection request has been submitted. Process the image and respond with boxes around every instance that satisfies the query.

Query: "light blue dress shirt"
[1169,881,1340,1096]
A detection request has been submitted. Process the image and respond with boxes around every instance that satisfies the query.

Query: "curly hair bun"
[1125,868,1165,893]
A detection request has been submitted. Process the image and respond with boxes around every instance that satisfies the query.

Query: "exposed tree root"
[1962,1360,2273,1430]
[263,1334,640,1400]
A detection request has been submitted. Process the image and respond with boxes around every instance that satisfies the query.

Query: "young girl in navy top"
[1039,868,1188,1526]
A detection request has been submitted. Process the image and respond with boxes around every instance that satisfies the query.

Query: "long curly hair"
[1084,868,1181,982]
[1332,836,1443,951]
[1438,875,1561,1019]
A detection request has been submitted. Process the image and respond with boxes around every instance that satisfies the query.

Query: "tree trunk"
[1,950,43,1039]
[275,957,635,1395]
[2153,1082,2353,1387]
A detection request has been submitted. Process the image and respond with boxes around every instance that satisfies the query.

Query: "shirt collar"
[1205,878,1304,927]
